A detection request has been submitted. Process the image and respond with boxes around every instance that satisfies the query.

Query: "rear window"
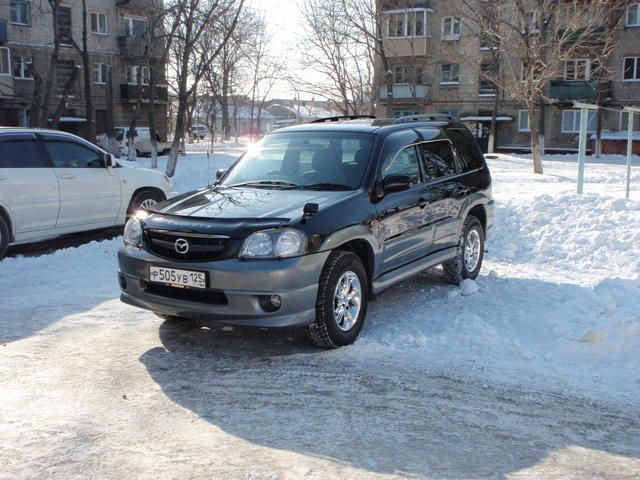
[419,141,457,180]
[0,138,47,168]
[447,128,485,171]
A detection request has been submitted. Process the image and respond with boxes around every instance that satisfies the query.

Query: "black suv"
[118,116,494,348]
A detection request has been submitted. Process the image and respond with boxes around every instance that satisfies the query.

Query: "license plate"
[149,266,206,290]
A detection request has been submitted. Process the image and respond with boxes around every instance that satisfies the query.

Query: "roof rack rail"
[393,114,453,124]
[311,115,376,123]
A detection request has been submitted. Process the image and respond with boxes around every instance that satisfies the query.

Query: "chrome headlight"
[240,229,306,259]
[123,217,143,247]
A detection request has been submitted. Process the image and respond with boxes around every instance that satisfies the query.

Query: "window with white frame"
[13,56,33,79]
[562,110,597,133]
[386,9,428,38]
[518,110,530,132]
[124,17,148,37]
[564,59,598,81]
[90,12,108,34]
[10,0,31,26]
[94,63,109,84]
[441,63,460,84]
[522,10,540,33]
[626,4,640,26]
[0,48,11,76]
[126,65,150,85]
[623,57,640,81]
[442,16,461,40]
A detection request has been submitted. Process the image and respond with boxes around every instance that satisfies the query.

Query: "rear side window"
[447,128,485,171]
[419,141,457,180]
[0,138,47,168]
[43,140,104,168]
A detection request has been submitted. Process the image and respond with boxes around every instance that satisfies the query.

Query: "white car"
[97,127,172,158]
[191,124,209,140]
[0,128,174,259]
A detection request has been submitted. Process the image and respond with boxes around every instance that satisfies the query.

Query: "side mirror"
[103,153,116,168]
[216,168,227,181]
[382,174,411,193]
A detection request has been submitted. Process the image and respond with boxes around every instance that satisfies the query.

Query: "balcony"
[117,35,164,58]
[120,84,168,103]
[379,84,429,101]
[549,80,611,100]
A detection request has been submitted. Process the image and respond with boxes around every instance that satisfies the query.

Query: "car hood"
[154,186,356,221]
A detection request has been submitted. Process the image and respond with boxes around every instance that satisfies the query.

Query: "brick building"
[377,0,640,153]
[0,0,168,140]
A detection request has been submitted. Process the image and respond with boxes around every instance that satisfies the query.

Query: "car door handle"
[59,173,77,180]
[418,197,428,209]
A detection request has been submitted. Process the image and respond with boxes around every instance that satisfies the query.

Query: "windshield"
[222,131,375,190]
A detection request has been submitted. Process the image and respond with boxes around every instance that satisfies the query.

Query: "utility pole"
[573,102,599,194]
[623,106,640,199]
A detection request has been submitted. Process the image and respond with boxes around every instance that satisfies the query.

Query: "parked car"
[191,124,209,140]
[97,127,172,158]
[0,128,174,259]
[118,116,494,348]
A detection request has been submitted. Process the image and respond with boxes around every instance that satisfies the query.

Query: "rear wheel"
[0,215,9,260]
[442,215,484,285]
[127,189,165,217]
[307,251,368,348]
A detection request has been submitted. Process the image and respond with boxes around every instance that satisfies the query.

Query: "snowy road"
[1,152,639,479]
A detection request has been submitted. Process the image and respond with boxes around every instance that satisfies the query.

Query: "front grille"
[146,283,228,305]
[145,229,230,262]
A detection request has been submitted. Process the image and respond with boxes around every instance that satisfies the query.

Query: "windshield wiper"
[302,183,352,191]
[228,180,300,189]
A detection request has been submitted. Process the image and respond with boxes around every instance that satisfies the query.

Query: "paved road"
[2,313,639,479]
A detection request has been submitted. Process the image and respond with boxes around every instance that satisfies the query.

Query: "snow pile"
[492,193,640,278]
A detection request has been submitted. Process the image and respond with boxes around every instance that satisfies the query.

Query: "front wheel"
[127,190,166,217]
[307,251,368,348]
[442,215,484,285]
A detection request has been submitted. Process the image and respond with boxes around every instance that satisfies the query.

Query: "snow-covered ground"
[1,150,639,479]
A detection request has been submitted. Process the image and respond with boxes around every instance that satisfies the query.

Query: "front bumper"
[118,246,330,328]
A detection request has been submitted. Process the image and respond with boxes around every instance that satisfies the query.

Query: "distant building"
[0,0,168,140]
[376,0,640,153]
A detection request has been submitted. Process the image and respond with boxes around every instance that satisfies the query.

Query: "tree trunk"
[166,95,188,177]
[105,65,117,156]
[221,70,230,140]
[81,0,95,143]
[488,94,499,154]
[529,108,543,175]
[148,67,159,168]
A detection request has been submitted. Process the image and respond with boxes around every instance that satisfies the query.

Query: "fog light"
[259,294,282,312]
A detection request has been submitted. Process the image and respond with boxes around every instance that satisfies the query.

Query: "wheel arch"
[467,203,487,234]
[0,204,15,243]
[127,187,167,214]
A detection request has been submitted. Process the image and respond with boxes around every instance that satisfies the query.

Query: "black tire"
[0,215,9,260]
[127,189,166,216]
[442,215,484,285]
[307,251,368,348]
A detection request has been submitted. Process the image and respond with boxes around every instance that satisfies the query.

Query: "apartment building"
[0,0,168,140]
[377,0,640,153]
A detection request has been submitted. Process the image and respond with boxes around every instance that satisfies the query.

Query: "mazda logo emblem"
[174,238,190,254]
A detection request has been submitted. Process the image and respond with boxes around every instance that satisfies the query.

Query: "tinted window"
[447,129,485,170]
[0,139,47,168]
[44,140,104,168]
[381,146,421,186]
[419,141,457,180]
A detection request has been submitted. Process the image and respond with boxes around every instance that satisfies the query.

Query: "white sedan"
[0,128,173,259]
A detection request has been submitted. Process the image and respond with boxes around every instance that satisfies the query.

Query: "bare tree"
[298,0,373,115]
[463,0,627,174]
[165,0,245,177]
